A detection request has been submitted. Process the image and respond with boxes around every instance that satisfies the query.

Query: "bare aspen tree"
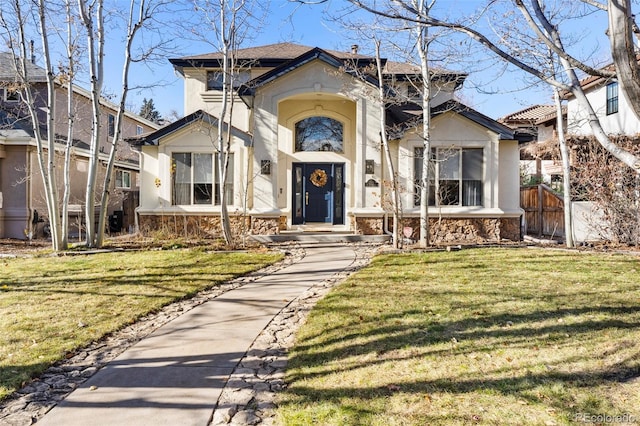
[78,0,169,247]
[189,0,268,246]
[373,39,402,248]
[490,2,576,246]
[94,0,159,247]
[414,0,433,248]
[77,0,105,248]
[216,0,234,245]
[61,0,79,249]
[1,0,66,250]
[339,0,640,173]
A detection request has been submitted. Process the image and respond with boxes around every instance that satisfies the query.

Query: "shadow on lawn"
[0,253,271,297]
[284,302,640,421]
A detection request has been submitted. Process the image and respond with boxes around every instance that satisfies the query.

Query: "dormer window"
[606,82,618,115]
[206,70,251,90]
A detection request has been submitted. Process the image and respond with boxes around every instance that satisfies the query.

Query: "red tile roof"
[500,105,557,123]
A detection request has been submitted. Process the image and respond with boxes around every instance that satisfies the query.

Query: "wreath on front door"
[310,169,328,187]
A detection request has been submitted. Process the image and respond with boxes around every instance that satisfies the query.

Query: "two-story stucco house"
[0,52,159,239]
[134,42,522,243]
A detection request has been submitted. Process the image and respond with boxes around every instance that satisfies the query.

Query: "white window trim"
[410,143,486,209]
[116,170,132,189]
[169,150,235,207]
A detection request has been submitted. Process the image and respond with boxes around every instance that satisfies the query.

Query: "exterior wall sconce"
[261,160,271,175]
[365,159,375,175]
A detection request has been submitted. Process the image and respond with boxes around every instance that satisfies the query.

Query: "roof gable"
[433,101,514,139]
[236,47,379,103]
[169,42,373,69]
[387,100,514,140]
[129,109,252,147]
[0,52,47,82]
[499,104,556,124]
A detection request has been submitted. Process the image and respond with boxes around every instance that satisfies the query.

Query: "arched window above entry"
[295,116,343,152]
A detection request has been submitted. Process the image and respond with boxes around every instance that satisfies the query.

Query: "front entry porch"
[292,162,344,226]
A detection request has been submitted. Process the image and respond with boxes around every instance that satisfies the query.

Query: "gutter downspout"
[383,213,393,237]
[26,146,33,240]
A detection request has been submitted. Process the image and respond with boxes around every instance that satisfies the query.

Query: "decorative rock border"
[0,242,378,426]
[210,242,378,426]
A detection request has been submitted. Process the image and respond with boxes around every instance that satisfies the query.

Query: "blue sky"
[117,0,610,121]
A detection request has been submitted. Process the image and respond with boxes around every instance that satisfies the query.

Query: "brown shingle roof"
[179,42,368,62]
[173,43,465,80]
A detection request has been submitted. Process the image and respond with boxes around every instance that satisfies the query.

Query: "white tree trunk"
[416,0,432,248]
[374,40,401,248]
[217,0,234,245]
[78,0,105,247]
[96,0,144,247]
[11,0,67,251]
[553,89,573,248]
[61,0,76,249]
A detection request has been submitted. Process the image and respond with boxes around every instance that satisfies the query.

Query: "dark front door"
[293,163,344,225]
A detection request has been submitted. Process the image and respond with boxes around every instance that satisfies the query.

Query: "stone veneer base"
[139,214,521,243]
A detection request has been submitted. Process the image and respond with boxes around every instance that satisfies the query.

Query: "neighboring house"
[502,64,640,243]
[499,104,568,189]
[133,42,522,243]
[0,52,159,239]
[566,73,640,136]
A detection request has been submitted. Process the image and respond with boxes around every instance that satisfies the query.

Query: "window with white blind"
[414,147,483,207]
[171,152,234,205]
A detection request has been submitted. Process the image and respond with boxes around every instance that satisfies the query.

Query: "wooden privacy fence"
[520,184,565,238]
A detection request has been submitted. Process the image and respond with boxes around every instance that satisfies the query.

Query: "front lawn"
[0,248,282,401]
[277,248,640,425]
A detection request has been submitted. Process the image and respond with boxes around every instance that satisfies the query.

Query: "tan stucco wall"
[0,144,30,238]
[182,68,251,130]
[138,121,248,213]
[140,59,521,236]
[250,59,383,220]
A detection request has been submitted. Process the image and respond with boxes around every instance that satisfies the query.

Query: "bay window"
[171,152,234,205]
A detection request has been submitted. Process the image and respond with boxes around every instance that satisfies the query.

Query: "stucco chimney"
[351,44,359,54]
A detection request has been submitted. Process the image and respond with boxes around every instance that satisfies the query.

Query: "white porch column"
[355,98,366,208]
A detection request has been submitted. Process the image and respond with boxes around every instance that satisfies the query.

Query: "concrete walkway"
[36,243,358,426]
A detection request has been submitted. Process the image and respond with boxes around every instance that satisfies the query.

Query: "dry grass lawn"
[277,248,640,425]
[0,248,282,401]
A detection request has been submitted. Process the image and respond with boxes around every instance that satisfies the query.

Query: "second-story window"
[108,114,115,137]
[136,125,144,135]
[115,170,131,189]
[3,88,19,102]
[606,82,618,115]
[206,70,250,90]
